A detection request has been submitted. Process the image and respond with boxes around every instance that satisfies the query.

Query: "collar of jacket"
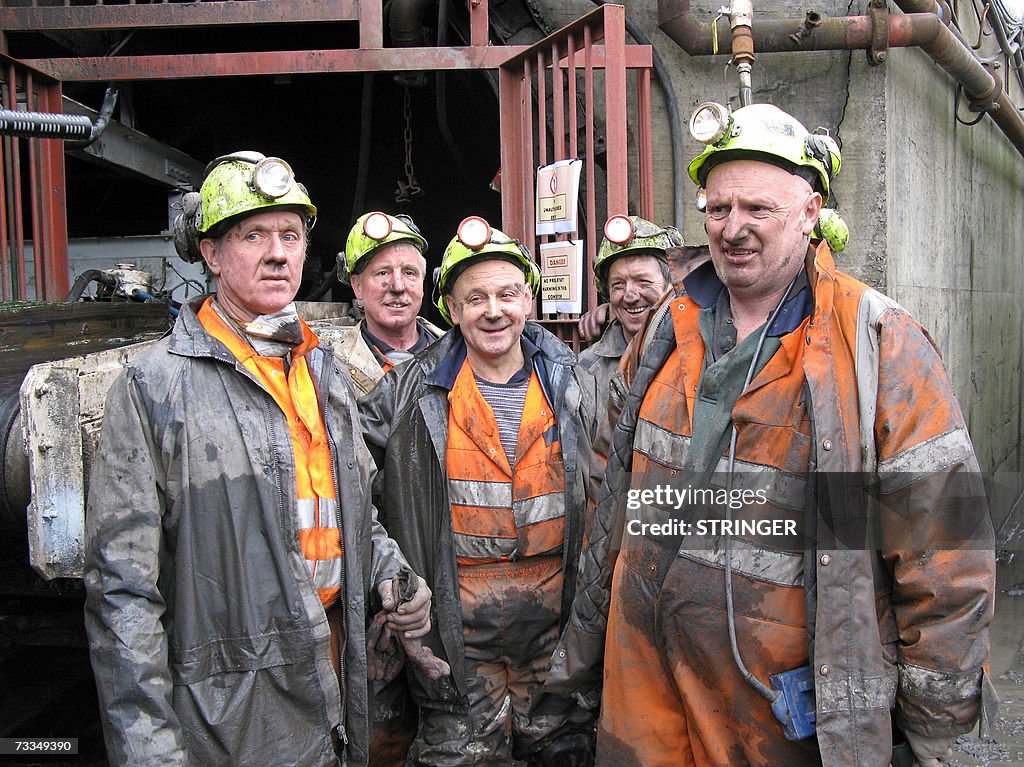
[168,296,332,383]
[682,256,814,337]
[588,321,627,360]
[422,322,573,405]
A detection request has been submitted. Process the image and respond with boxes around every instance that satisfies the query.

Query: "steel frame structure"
[500,4,654,339]
[2,1,654,313]
[0,55,68,301]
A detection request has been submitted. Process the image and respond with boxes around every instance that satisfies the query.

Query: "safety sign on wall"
[540,239,583,314]
[536,159,582,235]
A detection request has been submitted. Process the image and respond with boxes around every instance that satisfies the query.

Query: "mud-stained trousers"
[411,555,588,766]
[597,538,821,767]
[370,676,418,767]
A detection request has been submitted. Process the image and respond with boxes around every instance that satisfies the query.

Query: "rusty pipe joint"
[968,66,1002,113]
[867,0,891,65]
[789,10,822,46]
[724,0,756,104]
[731,22,756,65]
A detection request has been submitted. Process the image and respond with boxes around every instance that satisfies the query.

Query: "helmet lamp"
[604,214,635,245]
[252,157,295,199]
[457,216,492,250]
[363,211,394,241]
[689,102,732,146]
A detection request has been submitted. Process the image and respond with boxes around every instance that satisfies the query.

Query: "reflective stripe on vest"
[633,327,809,587]
[198,298,342,607]
[447,359,565,565]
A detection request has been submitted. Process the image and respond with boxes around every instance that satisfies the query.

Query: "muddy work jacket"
[84,298,411,767]
[576,321,628,436]
[332,318,444,395]
[549,242,996,766]
[358,323,592,706]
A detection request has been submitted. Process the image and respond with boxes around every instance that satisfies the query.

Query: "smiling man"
[84,153,432,767]
[577,215,681,428]
[359,217,596,767]
[336,212,444,394]
[549,104,995,767]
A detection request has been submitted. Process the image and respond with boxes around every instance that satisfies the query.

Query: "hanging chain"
[395,85,423,202]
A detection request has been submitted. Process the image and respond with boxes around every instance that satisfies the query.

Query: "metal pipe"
[390,0,437,47]
[66,85,117,149]
[0,86,117,144]
[728,0,756,106]
[0,109,92,141]
[657,0,1024,159]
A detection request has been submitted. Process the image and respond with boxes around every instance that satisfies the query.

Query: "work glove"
[902,728,956,766]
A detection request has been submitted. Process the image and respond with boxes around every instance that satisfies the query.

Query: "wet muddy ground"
[948,562,1024,766]
[4,563,1023,766]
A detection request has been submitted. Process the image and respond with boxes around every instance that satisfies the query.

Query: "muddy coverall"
[359,323,596,766]
[84,297,411,767]
[548,242,996,767]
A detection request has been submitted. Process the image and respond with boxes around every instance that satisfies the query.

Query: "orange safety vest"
[198,298,343,607]
[446,359,565,565]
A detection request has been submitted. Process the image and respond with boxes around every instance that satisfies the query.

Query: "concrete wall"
[885,38,1024,477]
[535,0,1024,475]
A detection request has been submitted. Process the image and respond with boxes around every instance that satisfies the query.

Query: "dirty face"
[448,259,532,364]
[606,253,668,342]
[350,241,426,339]
[704,160,821,305]
[200,209,306,322]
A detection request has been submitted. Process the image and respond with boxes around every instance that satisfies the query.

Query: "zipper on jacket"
[262,395,292,544]
[319,355,348,743]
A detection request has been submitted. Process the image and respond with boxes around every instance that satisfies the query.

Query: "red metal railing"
[499,4,654,347]
[0,56,69,301]
[3,1,652,314]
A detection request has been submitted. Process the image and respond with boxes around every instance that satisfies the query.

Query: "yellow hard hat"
[172,151,316,263]
[687,103,841,200]
[432,216,540,325]
[594,215,681,299]
[338,211,427,285]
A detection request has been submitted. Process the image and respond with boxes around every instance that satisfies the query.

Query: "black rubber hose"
[67,86,119,150]
[64,270,114,302]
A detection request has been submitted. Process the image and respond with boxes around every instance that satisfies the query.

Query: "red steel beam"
[522,56,536,250]
[35,79,69,300]
[0,69,9,301]
[567,33,579,161]
[359,0,383,49]
[552,41,566,161]
[536,49,548,169]
[26,72,44,301]
[498,65,527,240]
[0,1,359,32]
[27,46,651,82]
[470,0,489,48]
[603,5,628,216]
[583,24,598,315]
